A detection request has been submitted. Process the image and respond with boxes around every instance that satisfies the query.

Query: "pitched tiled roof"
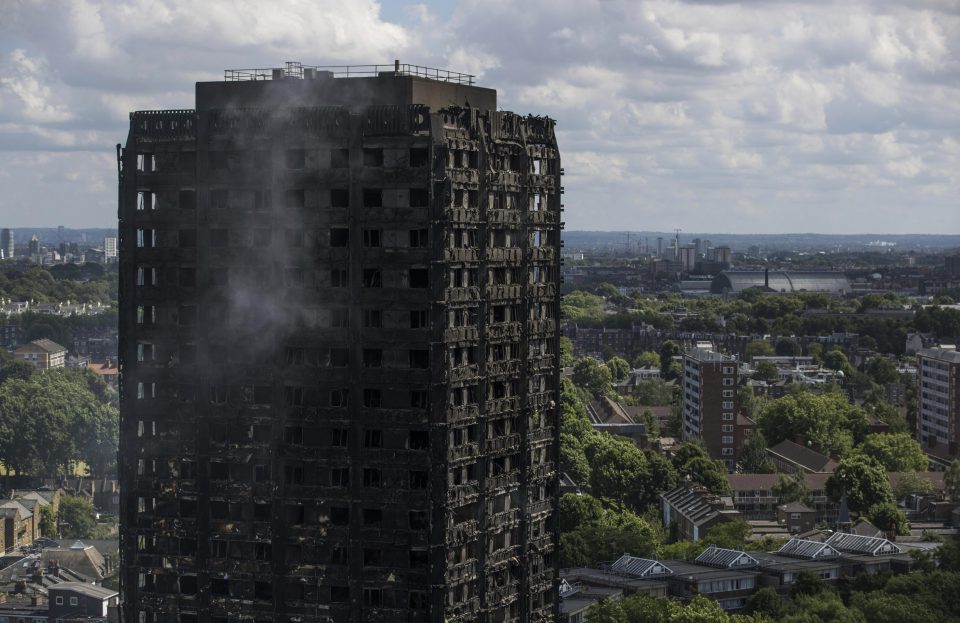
[23,338,67,353]
[767,440,838,473]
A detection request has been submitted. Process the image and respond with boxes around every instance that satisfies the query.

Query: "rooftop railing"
[225,61,475,85]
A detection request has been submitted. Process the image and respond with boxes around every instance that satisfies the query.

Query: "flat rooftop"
[199,60,497,112]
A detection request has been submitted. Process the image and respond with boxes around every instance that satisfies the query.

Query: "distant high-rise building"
[917,346,960,466]
[118,62,561,623]
[104,236,118,262]
[57,225,65,241]
[681,346,748,469]
[945,254,960,277]
[28,235,40,256]
[656,237,663,258]
[0,229,13,260]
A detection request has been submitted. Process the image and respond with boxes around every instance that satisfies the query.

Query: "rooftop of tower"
[199,59,496,112]
[224,60,476,85]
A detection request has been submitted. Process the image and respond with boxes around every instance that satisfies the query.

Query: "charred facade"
[117,64,562,623]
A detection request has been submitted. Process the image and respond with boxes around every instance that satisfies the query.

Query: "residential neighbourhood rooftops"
[777,502,815,514]
[767,439,838,473]
[824,532,902,556]
[694,546,758,569]
[16,338,67,353]
[777,538,840,560]
[48,581,118,599]
[610,554,673,578]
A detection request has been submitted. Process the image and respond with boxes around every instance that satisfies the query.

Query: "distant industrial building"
[710,270,850,295]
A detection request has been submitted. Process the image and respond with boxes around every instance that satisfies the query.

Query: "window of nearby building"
[722,412,734,421]
[70,596,79,606]
[55,596,64,605]
[722,366,734,374]
[722,448,734,456]
[723,378,734,386]
[722,424,734,432]
[722,401,734,409]
[722,435,734,444]
[790,513,800,520]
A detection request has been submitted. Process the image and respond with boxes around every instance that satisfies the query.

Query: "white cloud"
[0,0,958,233]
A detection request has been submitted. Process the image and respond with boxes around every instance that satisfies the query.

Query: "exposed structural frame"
[118,76,562,623]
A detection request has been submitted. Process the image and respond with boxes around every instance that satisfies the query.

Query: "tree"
[40,504,57,538]
[658,341,681,380]
[573,357,613,397]
[790,570,826,598]
[586,598,626,623]
[703,519,751,549]
[606,356,630,383]
[867,502,909,535]
[559,493,603,532]
[945,459,960,501]
[936,538,960,572]
[850,592,936,623]
[633,351,660,369]
[757,389,868,452]
[825,455,894,513]
[633,379,674,406]
[560,336,575,368]
[584,433,650,509]
[866,357,899,385]
[858,433,928,472]
[773,472,812,506]
[640,409,660,438]
[746,587,783,618]
[738,431,775,473]
[744,339,775,361]
[560,433,592,488]
[752,360,780,383]
[58,495,96,539]
[823,348,854,375]
[775,337,800,356]
[892,472,934,501]
[672,443,731,496]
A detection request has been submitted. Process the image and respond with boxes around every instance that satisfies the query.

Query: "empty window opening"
[363,148,384,166]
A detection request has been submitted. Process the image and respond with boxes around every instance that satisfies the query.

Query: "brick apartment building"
[681,346,747,468]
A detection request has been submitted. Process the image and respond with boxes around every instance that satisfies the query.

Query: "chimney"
[395,59,400,72]
[31,595,42,606]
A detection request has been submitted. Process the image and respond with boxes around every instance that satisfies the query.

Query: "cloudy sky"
[0,0,958,233]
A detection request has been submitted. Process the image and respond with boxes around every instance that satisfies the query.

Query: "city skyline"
[1,0,958,233]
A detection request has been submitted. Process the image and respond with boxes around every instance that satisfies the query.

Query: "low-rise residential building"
[662,486,741,542]
[776,502,817,534]
[39,542,110,583]
[558,581,622,623]
[48,582,118,622]
[0,499,40,553]
[14,339,67,370]
[662,547,761,611]
[766,440,838,474]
